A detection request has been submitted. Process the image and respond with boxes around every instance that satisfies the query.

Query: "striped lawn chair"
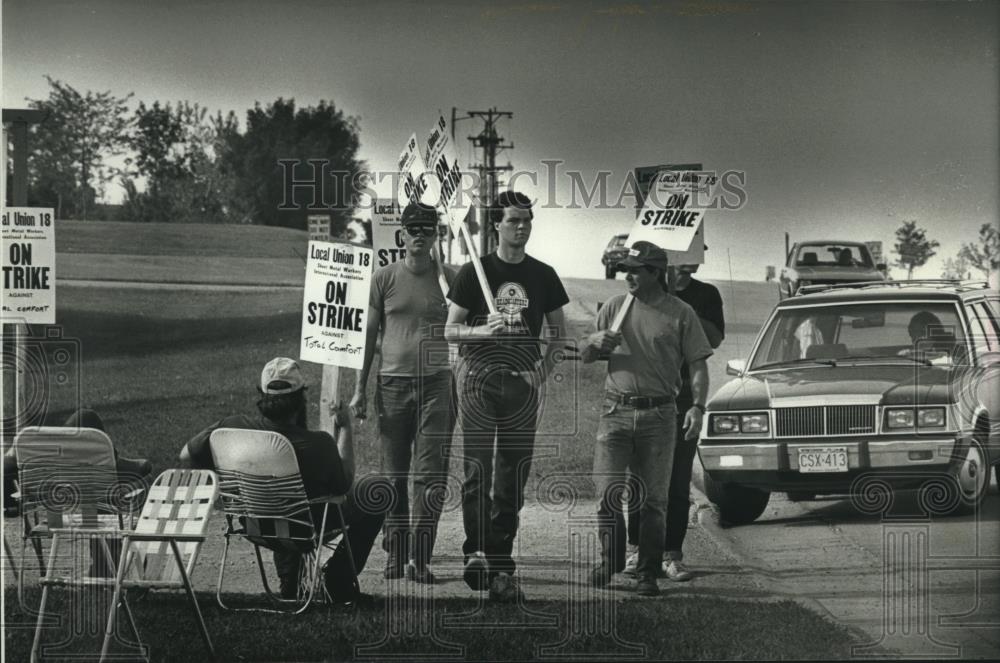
[12,426,143,607]
[209,428,356,614]
[29,469,219,663]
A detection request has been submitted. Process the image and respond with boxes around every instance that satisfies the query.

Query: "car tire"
[703,472,770,525]
[605,266,615,279]
[786,491,815,502]
[924,437,990,516]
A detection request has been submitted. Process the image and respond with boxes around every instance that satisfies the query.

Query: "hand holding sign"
[480,311,507,336]
[589,329,623,353]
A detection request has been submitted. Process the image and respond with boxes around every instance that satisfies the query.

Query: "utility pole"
[461,108,513,257]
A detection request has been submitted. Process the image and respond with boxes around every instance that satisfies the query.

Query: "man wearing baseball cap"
[581,241,712,597]
[181,357,388,603]
[350,201,456,584]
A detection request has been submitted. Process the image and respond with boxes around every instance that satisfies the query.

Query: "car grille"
[775,405,876,437]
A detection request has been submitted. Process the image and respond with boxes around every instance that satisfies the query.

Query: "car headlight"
[917,408,946,427]
[884,407,946,429]
[710,413,769,434]
[741,413,770,433]
[711,414,740,434]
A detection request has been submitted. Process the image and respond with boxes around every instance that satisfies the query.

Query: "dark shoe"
[590,563,615,588]
[636,575,661,597]
[384,552,405,580]
[463,551,489,591]
[406,561,436,585]
[488,572,524,603]
[278,577,299,600]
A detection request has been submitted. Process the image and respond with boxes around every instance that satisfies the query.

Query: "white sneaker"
[663,559,693,582]
[622,551,639,578]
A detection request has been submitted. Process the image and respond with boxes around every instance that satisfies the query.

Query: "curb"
[689,483,886,651]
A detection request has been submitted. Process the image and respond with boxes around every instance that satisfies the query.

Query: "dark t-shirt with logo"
[448,253,569,369]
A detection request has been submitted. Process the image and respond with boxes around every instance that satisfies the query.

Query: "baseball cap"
[260,357,306,395]
[618,241,668,271]
[400,201,439,227]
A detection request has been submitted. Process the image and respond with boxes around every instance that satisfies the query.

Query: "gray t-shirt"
[596,293,713,398]
[371,261,454,376]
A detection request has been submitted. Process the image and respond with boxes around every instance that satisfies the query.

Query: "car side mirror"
[877,263,887,271]
[726,359,746,376]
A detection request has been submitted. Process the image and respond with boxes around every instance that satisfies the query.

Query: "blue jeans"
[375,370,454,566]
[456,361,539,576]
[593,395,677,579]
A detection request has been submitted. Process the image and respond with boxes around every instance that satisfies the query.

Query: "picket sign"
[422,115,497,315]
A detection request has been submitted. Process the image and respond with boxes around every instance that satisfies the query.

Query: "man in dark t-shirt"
[624,262,725,582]
[445,191,569,602]
[180,357,387,602]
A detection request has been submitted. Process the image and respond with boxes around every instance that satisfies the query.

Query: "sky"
[2,0,998,282]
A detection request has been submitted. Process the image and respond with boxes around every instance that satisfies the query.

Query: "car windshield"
[750,302,967,370]
[795,243,873,268]
[610,236,627,248]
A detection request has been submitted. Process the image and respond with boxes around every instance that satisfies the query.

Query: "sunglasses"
[404,225,438,237]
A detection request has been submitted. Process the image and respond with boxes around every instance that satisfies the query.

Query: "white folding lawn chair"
[99,469,218,662]
[13,426,143,608]
[209,428,356,614]
[28,468,218,663]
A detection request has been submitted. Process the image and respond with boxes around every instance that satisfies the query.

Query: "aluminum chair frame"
[29,469,218,663]
[12,426,142,610]
[209,428,357,614]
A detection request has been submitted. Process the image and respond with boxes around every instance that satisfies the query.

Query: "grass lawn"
[4,588,856,661]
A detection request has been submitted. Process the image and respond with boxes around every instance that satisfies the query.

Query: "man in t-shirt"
[623,261,724,582]
[350,201,455,584]
[180,357,386,602]
[582,242,712,597]
[445,190,569,602]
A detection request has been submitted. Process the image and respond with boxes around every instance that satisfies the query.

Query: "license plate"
[797,447,849,473]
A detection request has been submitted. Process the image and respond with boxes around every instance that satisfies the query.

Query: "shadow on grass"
[59,309,301,360]
[6,588,858,662]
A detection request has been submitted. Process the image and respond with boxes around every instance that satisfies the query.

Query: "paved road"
[693,462,1000,659]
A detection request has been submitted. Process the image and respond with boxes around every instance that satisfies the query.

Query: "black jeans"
[273,475,390,599]
[457,362,539,577]
[626,411,698,560]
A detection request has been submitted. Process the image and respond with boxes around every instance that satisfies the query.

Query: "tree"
[958,223,1000,280]
[26,76,133,219]
[121,101,231,223]
[893,221,940,280]
[941,256,971,280]
[215,98,364,229]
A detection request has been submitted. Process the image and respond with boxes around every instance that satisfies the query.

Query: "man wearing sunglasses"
[581,241,712,597]
[351,201,455,584]
[445,190,569,602]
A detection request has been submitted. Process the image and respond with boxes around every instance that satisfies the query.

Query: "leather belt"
[608,393,672,409]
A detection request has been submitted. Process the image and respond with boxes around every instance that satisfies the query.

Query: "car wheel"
[605,266,615,279]
[955,437,990,512]
[923,437,989,516]
[703,472,770,525]
[786,491,815,502]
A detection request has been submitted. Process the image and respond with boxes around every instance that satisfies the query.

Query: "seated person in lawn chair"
[180,357,389,602]
[4,408,153,576]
